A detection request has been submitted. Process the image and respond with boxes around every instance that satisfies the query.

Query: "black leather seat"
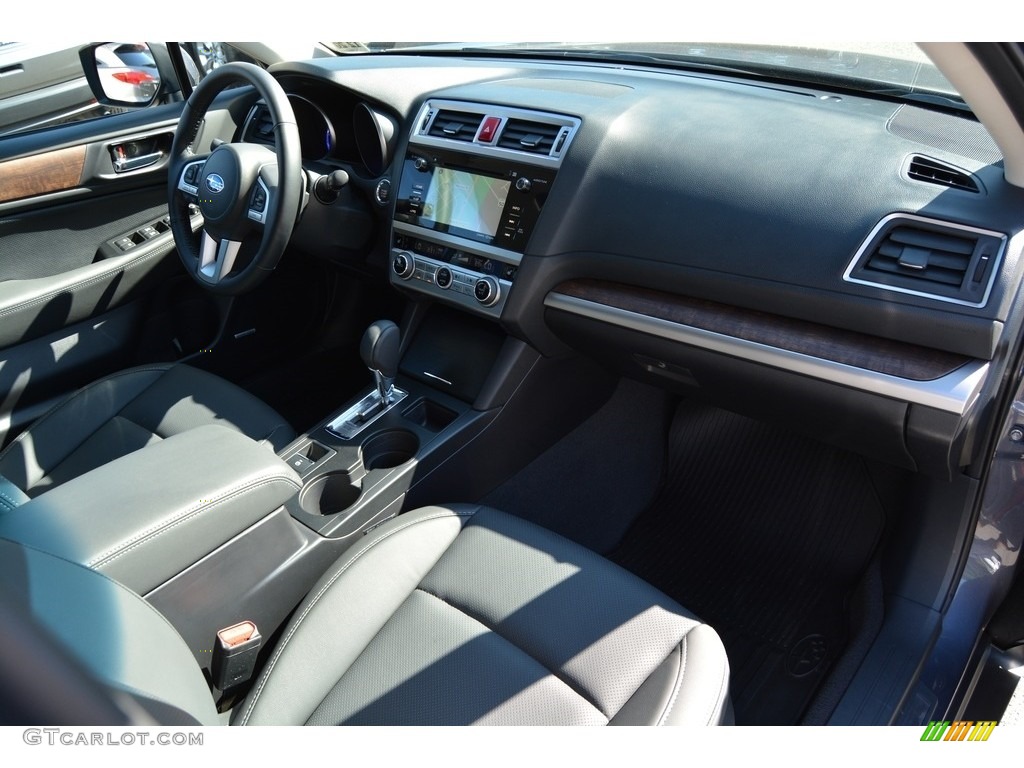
[0,363,294,509]
[0,504,732,726]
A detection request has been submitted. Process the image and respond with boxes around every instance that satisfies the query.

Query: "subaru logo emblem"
[206,173,225,194]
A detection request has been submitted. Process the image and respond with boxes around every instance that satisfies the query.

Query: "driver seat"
[0,363,294,509]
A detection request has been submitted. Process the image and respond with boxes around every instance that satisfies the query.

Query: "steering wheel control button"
[251,187,267,212]
[474,276,500,306]
[247,179,271,224]
[436,267,453,289]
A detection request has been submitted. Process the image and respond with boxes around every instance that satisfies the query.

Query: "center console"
[146,99,595,688]
[389,100,579,319]
[272,100,587,542]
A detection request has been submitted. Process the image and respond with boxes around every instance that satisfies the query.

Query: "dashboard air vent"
[497,118,562,156]
[428,109,484,142]
[244,105,275,145]
[907,155,980,193]
[846,214,1006,307]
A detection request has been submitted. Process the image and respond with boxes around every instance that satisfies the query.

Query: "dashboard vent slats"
[428,109,484,142]
[846,215,1006,307]
[412,101,580,166]
[907,155,981,193]
[497,119,562,155]
[244,105,276,145]
[866,225,975,287]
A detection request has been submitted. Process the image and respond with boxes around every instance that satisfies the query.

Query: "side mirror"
[79,42,162,107]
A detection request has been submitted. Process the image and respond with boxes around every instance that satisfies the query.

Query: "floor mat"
[482,378,673,554]
[242,346,372,434]
[611,400,885,724]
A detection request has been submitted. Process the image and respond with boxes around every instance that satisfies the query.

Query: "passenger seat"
[0,505,731,726]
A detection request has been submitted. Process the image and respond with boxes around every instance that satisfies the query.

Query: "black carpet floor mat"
[611,400,885,724]
[241,345,372,434]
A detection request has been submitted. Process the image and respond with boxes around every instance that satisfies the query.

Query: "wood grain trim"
[0,145,86,204]
[553,279,973,382]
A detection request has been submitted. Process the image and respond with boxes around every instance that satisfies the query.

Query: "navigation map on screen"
[422,168,510,238]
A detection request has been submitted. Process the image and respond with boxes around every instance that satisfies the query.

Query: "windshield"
[327,42,962,108]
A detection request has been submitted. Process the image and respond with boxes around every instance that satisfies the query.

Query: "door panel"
[0,303,143,446]
[0,144,87,203]
[0,105,197,447]
[0,78,251,448]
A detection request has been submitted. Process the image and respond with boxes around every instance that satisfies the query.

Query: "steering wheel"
[167,63,302,295]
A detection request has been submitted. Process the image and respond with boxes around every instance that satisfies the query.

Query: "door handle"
[113,150,163,173]
[108,132,171,174]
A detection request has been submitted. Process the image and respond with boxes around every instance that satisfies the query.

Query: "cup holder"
[361,429,419,470]
[300,471,362,516]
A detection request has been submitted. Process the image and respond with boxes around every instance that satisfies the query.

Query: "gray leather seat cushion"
[235,505,731,726]
[0,537,219,725]
[0,363,294,499]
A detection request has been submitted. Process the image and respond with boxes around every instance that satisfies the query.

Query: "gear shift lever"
[361,320,400,405]
[326,320,407,439]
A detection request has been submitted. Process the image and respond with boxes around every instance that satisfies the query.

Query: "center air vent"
[427,109,484,142]
[906,155,981,193]
[412,100,581,168]
[845,214,1006,307]
[497,118,563,156]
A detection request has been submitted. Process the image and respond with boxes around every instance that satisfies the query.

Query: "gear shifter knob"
[361,320,400,404]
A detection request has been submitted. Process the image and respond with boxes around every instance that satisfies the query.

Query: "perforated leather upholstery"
[235,505,732,726]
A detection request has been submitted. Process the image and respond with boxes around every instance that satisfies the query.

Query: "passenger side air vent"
[244,105,275,145]
[427,109,484,142]
[906,155,981,193]
[845,214,1006,307]
[497,118,562,156]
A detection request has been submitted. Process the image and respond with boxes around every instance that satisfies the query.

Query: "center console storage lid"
[0,425,301,594]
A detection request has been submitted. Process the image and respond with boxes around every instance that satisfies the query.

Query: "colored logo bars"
[920,721,997,742]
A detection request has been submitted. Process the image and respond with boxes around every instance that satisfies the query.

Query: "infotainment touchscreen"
[395,150,555,252]
[415,167,510,240]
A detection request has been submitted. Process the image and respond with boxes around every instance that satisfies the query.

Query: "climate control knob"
[436,267,452,289]
[474,276,500,307]
[392,252,415,280]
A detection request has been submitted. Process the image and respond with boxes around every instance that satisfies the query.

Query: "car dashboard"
[233,53,1024,480]
[6,44,1024,730]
